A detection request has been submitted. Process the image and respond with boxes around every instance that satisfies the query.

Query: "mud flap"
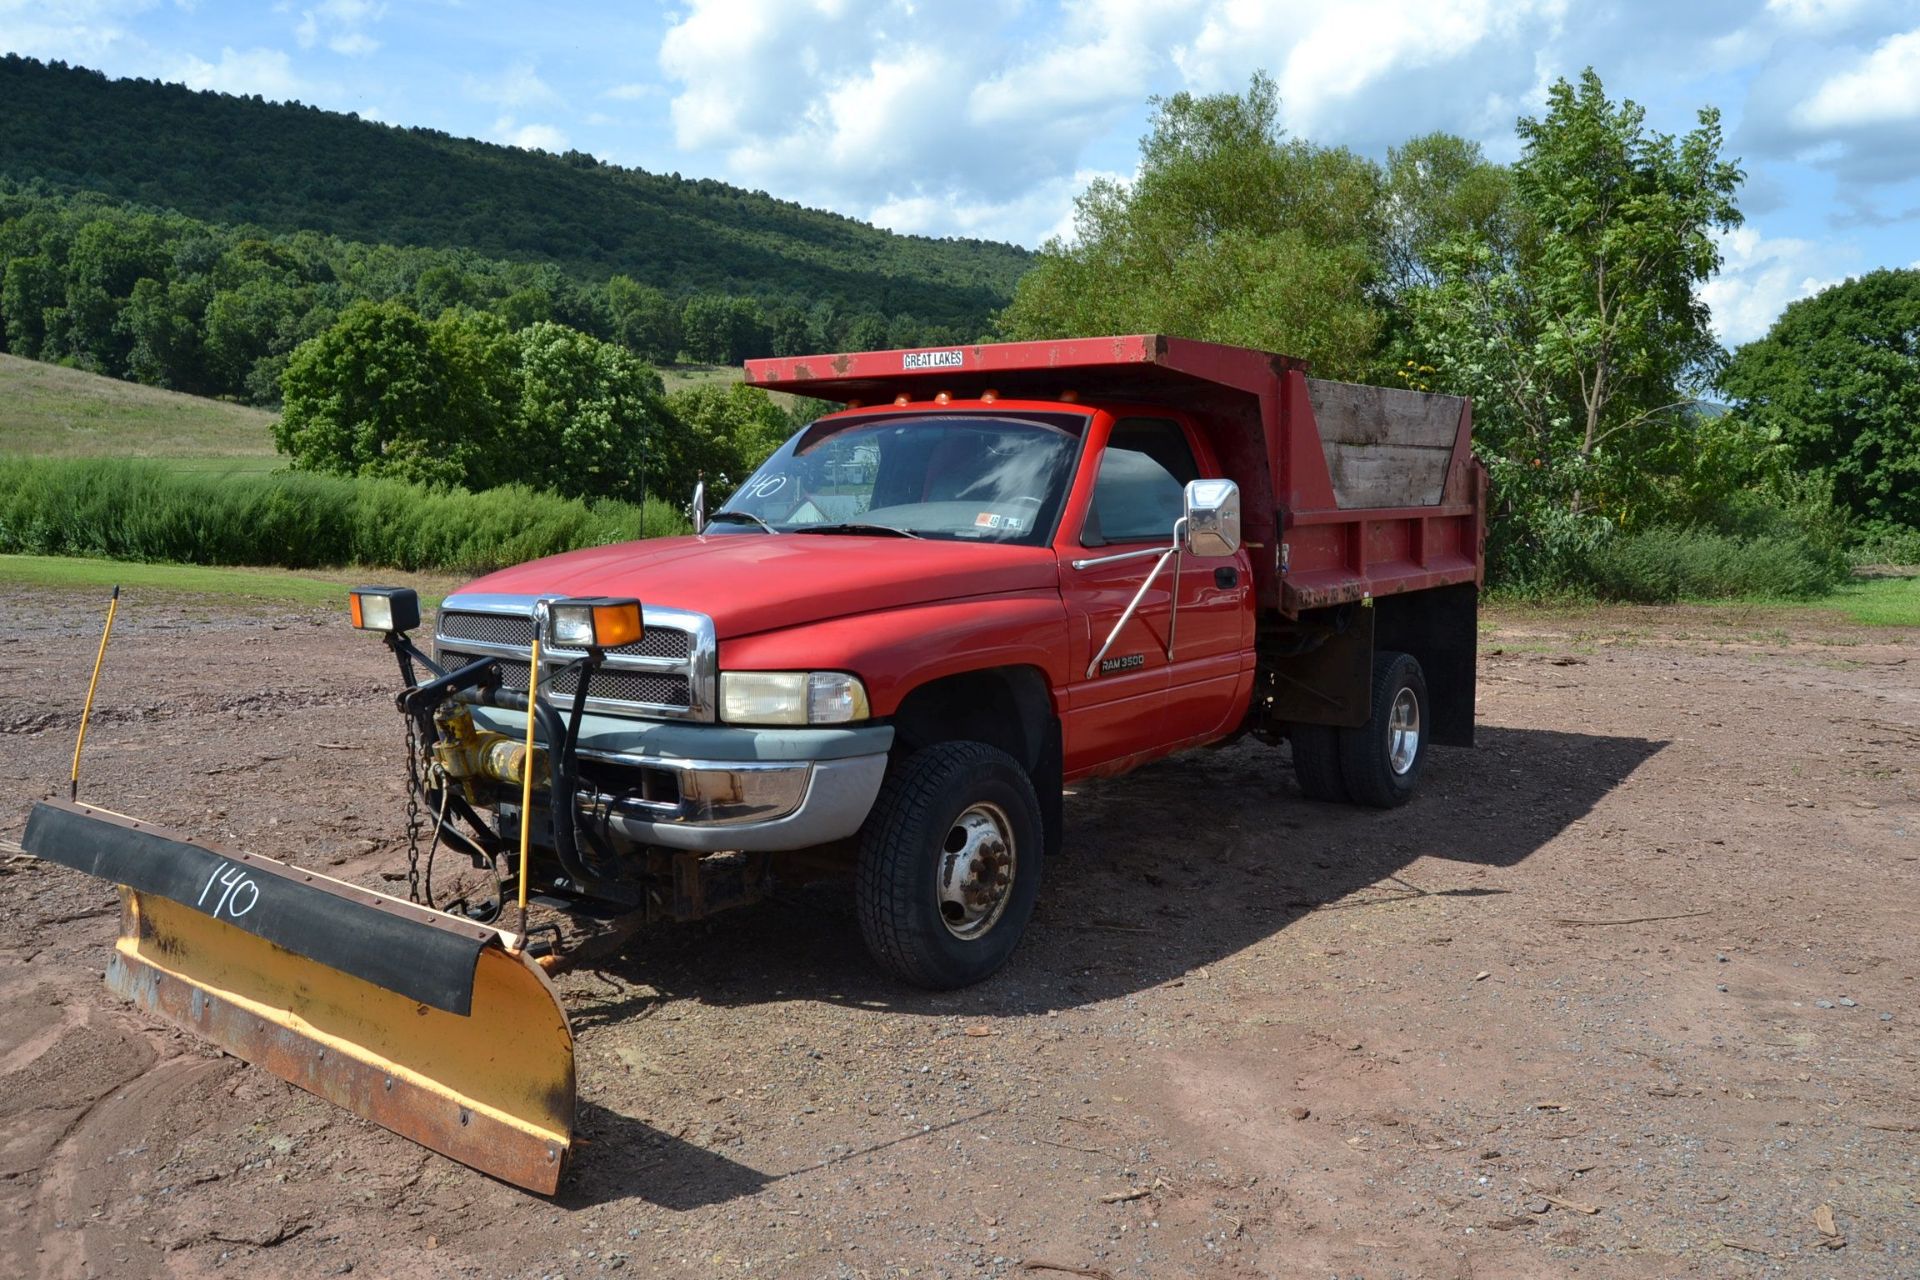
[21,801,574,1194]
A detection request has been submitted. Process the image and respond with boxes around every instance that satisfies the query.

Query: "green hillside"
[0,350,277,470]
[0,55,1030,329]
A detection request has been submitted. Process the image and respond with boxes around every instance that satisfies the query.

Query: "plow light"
[349,586,421,634]
[549,597,644,650]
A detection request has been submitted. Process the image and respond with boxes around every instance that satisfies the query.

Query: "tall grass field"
[0,457,688,574]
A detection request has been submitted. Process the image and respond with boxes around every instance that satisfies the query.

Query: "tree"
[658,382,792,504]
[499,285,554,331]
[679,294,733,363]
[997,73,1385,379]
[1404,69,1743,578]
[121,275,209,390]
[606,275,680,362]
[275,301,481,488]
[1379,133,1512,300]
[765,301,812,356]
[1719,268,1920,530]
[61,214,167,375]
[414,264,480,317]
[0,252,60,359]
[204,279,305,402]
[844,311,889,351]
[507,321,667,501]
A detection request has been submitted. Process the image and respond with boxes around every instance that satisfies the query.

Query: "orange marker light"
[980,388,998,403]
[893,394,911,406]
[590,600,644,648]
[549,596,643,649]
[1059,389,1080,403]
[349,593,364,629]
[934,391,951,405]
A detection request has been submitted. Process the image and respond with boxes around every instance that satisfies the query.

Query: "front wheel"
[856,742,1043,989]
[1338,650,1428,808]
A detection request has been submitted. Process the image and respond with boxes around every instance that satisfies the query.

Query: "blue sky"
[6,0,1919,344]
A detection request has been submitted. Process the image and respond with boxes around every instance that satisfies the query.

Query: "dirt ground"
[0,587,1915,1280]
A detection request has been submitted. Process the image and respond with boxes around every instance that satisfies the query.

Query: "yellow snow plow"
[29,582,747,1192]
[23,584,606,1194]
[22,800,576,1193]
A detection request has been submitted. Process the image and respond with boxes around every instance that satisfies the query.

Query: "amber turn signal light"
[548,597,643,649]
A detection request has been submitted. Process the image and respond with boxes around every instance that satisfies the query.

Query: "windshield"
[712,412,1087,545]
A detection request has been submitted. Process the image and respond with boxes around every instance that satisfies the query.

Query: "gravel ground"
[0,587,1915,1279]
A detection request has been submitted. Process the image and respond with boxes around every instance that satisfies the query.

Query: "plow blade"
[22,801,574,1194]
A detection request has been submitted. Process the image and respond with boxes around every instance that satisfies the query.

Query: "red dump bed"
[745,334,1485,618]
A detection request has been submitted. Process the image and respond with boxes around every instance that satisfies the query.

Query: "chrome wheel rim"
[1388,687,1421,775]
[936,802,1016,940]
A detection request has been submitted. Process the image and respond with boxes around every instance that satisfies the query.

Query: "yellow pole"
[69,585,120,803]
[514,636,541,947]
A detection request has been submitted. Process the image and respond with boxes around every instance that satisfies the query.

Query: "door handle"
[1214,567,1238,589]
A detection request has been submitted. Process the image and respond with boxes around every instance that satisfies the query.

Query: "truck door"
[1057,417,1192,774]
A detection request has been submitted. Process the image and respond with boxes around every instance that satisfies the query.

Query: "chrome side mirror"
[1182,479,1241,557]
[691,477,707,534]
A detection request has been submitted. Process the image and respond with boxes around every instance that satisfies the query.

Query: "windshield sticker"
[973,512,1023,531]
[903,349,963,370]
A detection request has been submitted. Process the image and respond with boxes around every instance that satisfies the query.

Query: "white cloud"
[971,0,1198,128]
[1701,224,1848,345]
[468,61,560,108]
[0,0,154,61]
[657,0,1156,242]
[491,115,567,153]
[1173,0,1569,143]
[869,167,1121,244]
[293,0,383,57]
[1795,27,1920,130]
[1765,0,1877,25]
[168,46,304,98]
[602,81,659,101]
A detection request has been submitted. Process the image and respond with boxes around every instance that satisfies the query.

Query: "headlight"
[719,672,870,725]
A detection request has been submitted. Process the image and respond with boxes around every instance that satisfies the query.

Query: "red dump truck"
[23,334,1484,1192]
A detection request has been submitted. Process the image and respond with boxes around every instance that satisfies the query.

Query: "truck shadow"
[578,723,1666,1021]
[557,723,1663,1208]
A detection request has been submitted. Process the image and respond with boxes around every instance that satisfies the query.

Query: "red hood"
[455,533,1061,638]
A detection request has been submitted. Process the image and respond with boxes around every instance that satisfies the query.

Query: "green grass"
[1664,574,1920,629]
[0,552,387,606]
[0,352,280,461]
[1787,574,1920,627]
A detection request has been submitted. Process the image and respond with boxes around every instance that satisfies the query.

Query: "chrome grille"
[433,595,715,722]
[440,653,692,707]
[439,612,534,647]
[439,612,689,660]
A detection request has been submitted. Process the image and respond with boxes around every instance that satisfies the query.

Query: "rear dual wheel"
[1290,650,1428,809]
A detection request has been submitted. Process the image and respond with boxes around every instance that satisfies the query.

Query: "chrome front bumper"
[470,708,892,853]
[579,753,888,852]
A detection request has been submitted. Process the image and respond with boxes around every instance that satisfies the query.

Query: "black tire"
[1338,650,1428,809]
[856,742,1043,989]
[1290,724,1349,802]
